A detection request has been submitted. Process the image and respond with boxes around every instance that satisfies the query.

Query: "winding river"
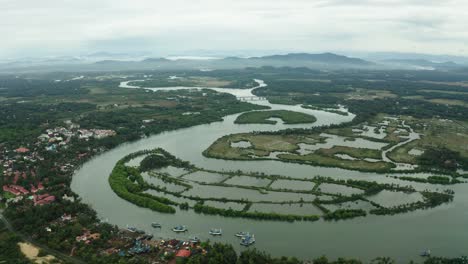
[71,80,468,262]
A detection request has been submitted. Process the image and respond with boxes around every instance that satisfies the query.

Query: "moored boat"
[240,234,255,246]
[235,231,249,238]
[126,225,137,233]
[420,249,431,257]
[172,225,188,232]
[151,222,161,228]
[209,228,222,236]
[189,236,200,243]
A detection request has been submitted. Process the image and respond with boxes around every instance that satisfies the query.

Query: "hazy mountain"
[353,52,468,65]
[252,53,371,65]
[6,52,468,73]
[381,59,462,70]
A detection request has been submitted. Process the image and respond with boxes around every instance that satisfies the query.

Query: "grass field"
[316,146,382,159]
[234,110,317,124]
[204,133,325,159]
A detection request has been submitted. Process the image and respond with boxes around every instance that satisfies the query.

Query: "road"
[0,209,86,264]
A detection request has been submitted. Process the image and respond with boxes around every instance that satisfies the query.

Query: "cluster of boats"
[152,223,223,236]
[236,231,256,246]
[128,223,256,246]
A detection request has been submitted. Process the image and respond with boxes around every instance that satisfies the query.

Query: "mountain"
[353,52,468,65]
[381,59,462,70]
[252,53,372,65]
[141,58,171,63]
[4,52,455,73]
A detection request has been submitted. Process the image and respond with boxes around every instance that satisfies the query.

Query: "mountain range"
[0,52,465,73]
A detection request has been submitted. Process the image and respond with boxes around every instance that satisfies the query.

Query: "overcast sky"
[1,0,468,58]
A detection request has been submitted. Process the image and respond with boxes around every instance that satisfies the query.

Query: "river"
[71,79,468,262]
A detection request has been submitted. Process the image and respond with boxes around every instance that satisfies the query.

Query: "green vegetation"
[323,209,367,220]
[235,110,317,125]
[317,146,381,160]
[397,176,462,185]
[203,133,319,160]
[194,202,320,222]
[0,222,30,264]
[109,149,185,213]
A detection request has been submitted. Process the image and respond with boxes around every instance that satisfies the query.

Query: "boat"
[235,231,249,238]
[420,249,431,257]
[209,228,222,236]
[126,225,137,233]
[189,236,200,243]
[151,222,162,228]
[172,225,188,232]
[240,234,255,246]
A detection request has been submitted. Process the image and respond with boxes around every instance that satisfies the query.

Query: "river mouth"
[71,80,468,262]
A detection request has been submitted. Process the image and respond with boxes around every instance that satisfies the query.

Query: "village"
[0,120,219,263]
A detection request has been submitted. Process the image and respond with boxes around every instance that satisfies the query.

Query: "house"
[78,129,93,139]
[175,249,191,258]
[3,185,29,196]
[15,147,30,153]
[33,193,55,206]
[76,230,101,244]
[10,185,29,195]
[3,185,20,196]
[61,214,72,221]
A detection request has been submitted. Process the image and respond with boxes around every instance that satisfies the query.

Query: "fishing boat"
[151,222,161,228]
[172,225,188,232]
[189,236,200,243]
[209,228,223,236]
[420,249,431,257]
[126,225,137,233]
[240,234,255,246]
[235,231,249,238]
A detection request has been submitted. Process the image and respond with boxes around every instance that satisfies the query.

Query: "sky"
[1,0,468,59]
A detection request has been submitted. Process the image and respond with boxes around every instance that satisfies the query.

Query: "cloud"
[0,0,467,58]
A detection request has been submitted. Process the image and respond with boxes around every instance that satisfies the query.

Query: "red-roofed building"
[10,185,29,195]
[30,185,38,193]
[15,147,30,153]
[175,249,191,258]
[33,194,56,206]
[3,185,20,196]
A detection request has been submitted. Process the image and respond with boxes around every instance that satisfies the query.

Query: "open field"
[204,133,324,159]
[234,110,317,125]
[129,76,232,88]
[316,146,382,159]
[277,152,393,171]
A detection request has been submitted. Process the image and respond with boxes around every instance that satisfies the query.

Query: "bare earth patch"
[18,242,57,264]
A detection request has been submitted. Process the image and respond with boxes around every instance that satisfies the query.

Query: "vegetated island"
[234,110,317,125]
